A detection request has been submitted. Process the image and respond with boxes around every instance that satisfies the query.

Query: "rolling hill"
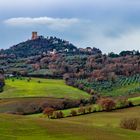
[1,78,90,99]
[0,35,77,58]
[0,106,139,140]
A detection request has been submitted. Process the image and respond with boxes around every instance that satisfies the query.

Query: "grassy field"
[128,96,140,105]
[0,78,90,99]
[0,106,139,140]
[0,77,139,140]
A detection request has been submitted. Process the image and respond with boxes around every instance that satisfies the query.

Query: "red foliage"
[43,107,55,118]
[98,98,116,111]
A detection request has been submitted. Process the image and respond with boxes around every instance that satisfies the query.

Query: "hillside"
[0,35,77,58]
[0,33,139,99]
[0,35,139,140]
[1,78,90,99]
[0,106,139,140]
[0,69,4,92]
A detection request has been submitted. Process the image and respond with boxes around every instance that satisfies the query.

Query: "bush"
[52,111,64,119]
[58,111,64,118]
[95,105,103,112]
[98,98,116,111]
[43,107,55,118]
[27,79,30,82]
[120,118,140,130]
[116,98,133,109]
[70,110,77,116]
[86,106,92,113]
[78,107,86,114]
[92,106,97,112]
[80,99,89,106]
[89,95,99,104]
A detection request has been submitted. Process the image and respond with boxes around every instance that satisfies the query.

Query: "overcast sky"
[0,0,140,53]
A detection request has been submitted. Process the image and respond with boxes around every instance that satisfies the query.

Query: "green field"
[0,77,140,140]
[0,106,139,140]
[0,78,90,99]
[128,96,140,105]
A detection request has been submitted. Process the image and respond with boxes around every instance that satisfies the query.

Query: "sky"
[0,0,140,53]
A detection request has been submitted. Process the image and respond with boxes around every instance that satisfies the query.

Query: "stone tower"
[32,32,38,40]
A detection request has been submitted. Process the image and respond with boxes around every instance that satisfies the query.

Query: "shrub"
[120,118,140,130]
[92,107,97,112]
[70,110,77,116]
[89,95,99,104]
[52,111,64,119]
[86,106,92,113]
[98,98,116,111]
[58,111,64,118]
[80,99,89,106]
[95,105,103,112]
[78,107,86,114]
[27,79,30,82]
[116,98,133,109]
[43,107,55,118]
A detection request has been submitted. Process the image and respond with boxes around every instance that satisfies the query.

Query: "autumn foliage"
[98,98,116,111]
[43,107,55,118]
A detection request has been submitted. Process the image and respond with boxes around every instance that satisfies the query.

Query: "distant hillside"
[0,69,4,92]
[0,36,77,58]
[0,32,139,98]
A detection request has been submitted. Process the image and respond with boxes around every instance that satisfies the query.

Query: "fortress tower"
[32,32,38,40]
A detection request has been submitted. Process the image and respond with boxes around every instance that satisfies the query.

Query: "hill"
[1,77,90,99]
[0,35,77,58]
[0,106,139,140]
[0,33,139,99]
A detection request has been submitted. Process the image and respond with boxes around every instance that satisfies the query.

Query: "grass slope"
[0,106,139,140]
[0,78,90,99]
[129,96,140,105]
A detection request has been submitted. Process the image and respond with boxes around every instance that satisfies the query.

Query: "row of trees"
[43,98,133,119]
